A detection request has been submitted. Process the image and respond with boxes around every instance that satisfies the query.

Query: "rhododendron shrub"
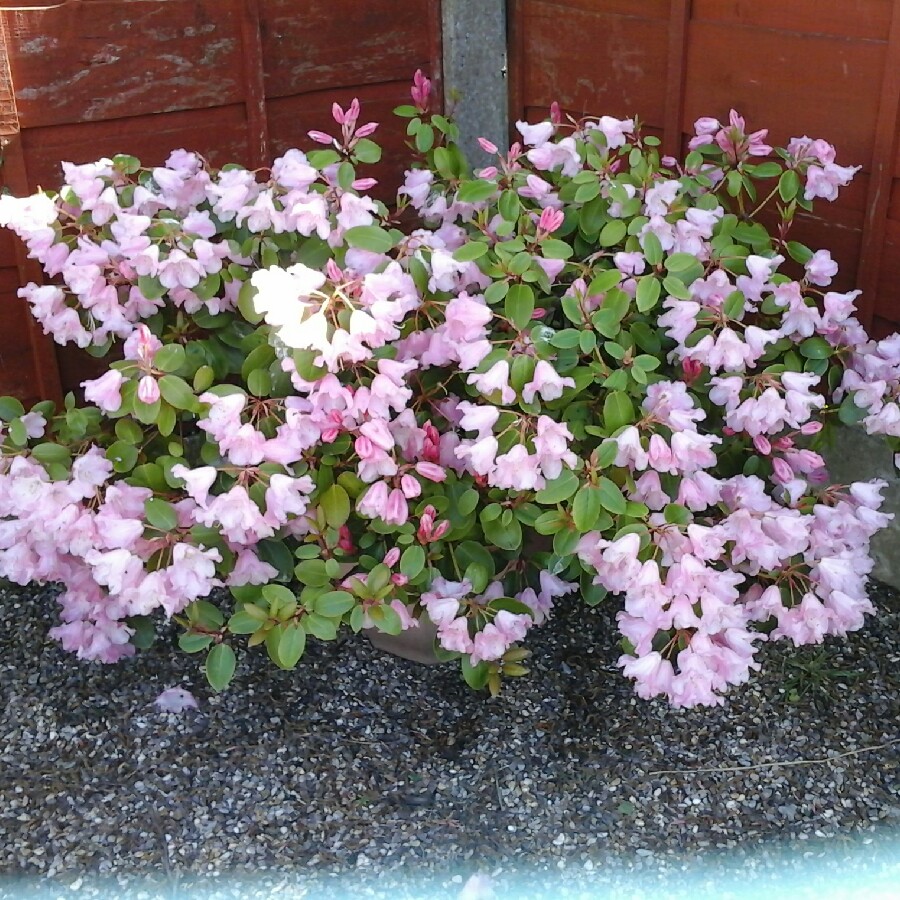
[0,74,897,707]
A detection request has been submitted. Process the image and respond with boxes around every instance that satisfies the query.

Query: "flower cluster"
[0,73,895,705]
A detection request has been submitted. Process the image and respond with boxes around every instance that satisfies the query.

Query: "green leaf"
[277,624,307,668]
[367,603,403,635]
[541,239,573,260]
[664,503,692,526]
[399,545,426,579]
[665,252,701,273]
[314,590,356,617]
[572,486,603,532]
[205,643,236,692]
[642,232,663,266]
[247,369,271,397]
[137,275,166,300]
[799,336,833,360]
[31,442,71,467]
[603,391,635,432]
[482,514,523,551]
[597,477,627,514]
[785,241,813,265]
[456,179,498,204]
[353,138,382,164]
[838,393,868,426]
[636,276,661,312]
[461,655,490,690]
[294,558,331,587]
[320,483,351,528]
[133,397,161,425]
[453,241,489,262]
[115,418,144,444]
[723,290,745,320]
[535,469,580,505]
[153,344,185,372]
[144,497,178,532]
[179,633,213,653]
[778,169,800,202]
[344,225,394,254]
[588,268,623,295]
[505,283,535,329]
[107,440,139,473]
[237,281,263,324]
[158,375,196,411]
[227,609,264,634]
[599,219,627,247]
[0,396,25,421]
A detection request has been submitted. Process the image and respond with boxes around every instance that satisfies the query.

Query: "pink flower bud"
[431,519,450,541]
[753,435,771,455]
[308,130,334,145]
[331,102,346,125]
[538,207,564,235]
[414,461,447,482]
[532,307,547,319]
[475,166,498,179]
[338,525,355,553]
[478,137,499,154]
[681,358,704,384]
[346,98,360,129]
[352,177,378,191]
[391,573,409,587]
[383,547,401,567]
[400,473,422,499]
[355,121,379,138]
[325,259,343,282]
[550,101,562,125]
[384,488,409,526]
[355,435,375,459]
[800,421,823,435]
[137,375,160,404]
[772,457,794,484]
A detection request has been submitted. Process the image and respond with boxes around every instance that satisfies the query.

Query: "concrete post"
[824,428,900,589]
[441,0,509,167]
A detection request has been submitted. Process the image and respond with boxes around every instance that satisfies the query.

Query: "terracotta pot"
[364,613,442,665]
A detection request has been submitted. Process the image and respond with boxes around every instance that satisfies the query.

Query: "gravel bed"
[1,580,899,899]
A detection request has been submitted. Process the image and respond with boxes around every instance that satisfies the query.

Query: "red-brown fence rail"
[0,0,442,405]
[509,0,900,338]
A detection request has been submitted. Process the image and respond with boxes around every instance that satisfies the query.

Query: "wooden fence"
[0,0,441,405]
[509,0,900,338]
[4,0,900,405]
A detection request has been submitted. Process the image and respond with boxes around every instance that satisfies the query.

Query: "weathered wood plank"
[4,2,244,128]
[683,21,885,170]
[238,0,270,169]
[516,0,669,124]
[691,0,892,42]
[260,0,434,100]
[856,2,900,327]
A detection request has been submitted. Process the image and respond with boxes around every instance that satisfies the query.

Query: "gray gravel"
[1,580,899,899]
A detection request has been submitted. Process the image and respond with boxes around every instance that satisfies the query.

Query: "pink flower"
[154,686,199,713]
[137,375,160,405]
[82,369,124,412]
[522,360,575,403]
[804,249,839,286]
[469,624,508,664]
[438,616,474,653]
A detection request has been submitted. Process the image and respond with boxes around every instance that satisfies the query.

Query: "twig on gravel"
[649,737,900,777]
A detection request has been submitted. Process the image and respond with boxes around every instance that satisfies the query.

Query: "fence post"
[440,0,508,165]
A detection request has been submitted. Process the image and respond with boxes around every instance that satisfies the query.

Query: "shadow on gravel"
[1,582,898,899]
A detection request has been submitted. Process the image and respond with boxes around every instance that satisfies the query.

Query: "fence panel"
[0,0,441,403]
[509,0,900,336]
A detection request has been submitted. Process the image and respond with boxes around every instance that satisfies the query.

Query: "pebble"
[0,582,899,899]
